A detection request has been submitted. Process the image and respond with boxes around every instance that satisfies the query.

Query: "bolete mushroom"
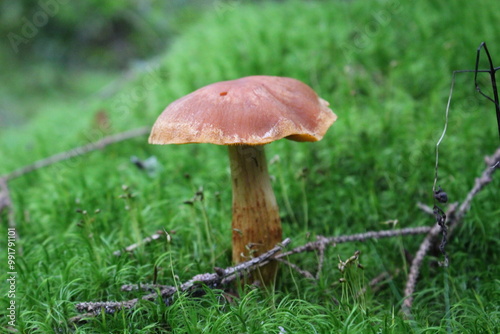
[149,75,337,285]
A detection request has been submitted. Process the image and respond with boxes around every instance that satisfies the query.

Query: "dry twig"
[0,177,16,233]
[403,147,500,313]
[275,257,315,280]
[1,127,150,247]
[113,230,167,256]
[72,224,439,323]
[402,203,458,312]
[2,127,150,182]
[278,226,432,259]
[70,238,291,323]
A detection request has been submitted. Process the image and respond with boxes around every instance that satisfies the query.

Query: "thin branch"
[454,147,500,223]
[402,204,458,312]
[0,178,11,217]
[416,202,436,216]
[113,230,166,256]
[403,147,499,313]
[121,283,170,292]
[315,241,326,280]
[368,268,401,294]
[71,222,443,324]
[69,147,499,323]
[2,127,151,182]
[277,226,432,259]
[0,177,16,235]
[356,268,401,298]
[70,238,291,323]
[275,257,315,280]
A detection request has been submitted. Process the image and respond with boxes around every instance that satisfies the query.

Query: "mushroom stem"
[228,145,282,285]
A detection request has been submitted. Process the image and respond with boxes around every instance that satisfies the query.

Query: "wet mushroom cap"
[148,76,337,145]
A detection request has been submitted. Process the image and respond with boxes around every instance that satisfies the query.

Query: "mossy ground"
[1,0,499,332]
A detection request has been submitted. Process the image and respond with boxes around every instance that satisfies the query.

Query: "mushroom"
[149,75,337,285]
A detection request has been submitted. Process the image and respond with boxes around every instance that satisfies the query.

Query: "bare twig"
[403,147,499,313]
[275,257,315,280]
[71,223,443,324]
[121,283,170,292]
[416,202,435,215]
[402,204,458,312]
[454,147,500,224]
[0,178,9,212]
[70,238,291,323]
[315,241,326,280]
[2,127,151,182]
[0,177,16,234]
[69,148,499,323]
[366,268,401,295]
[277,227,432,259]
[113,230,167,256]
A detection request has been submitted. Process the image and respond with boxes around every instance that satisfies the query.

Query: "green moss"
[1,0,499,332]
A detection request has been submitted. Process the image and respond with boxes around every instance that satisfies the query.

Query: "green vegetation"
[1,0,499,332]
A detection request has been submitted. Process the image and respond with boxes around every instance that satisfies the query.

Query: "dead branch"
[0,178,9,213]
[66,143,500,325]
[277,226,432,259]
[2,127,150,182]
[70,238,291,323]
[403,147,499,313]
[1,127,150,254]
[416,202,435,216]
[113,230,167,256]
[275,257,315,280]
[402,204,458,312]
[0,177,16,235]
[72,223,438,323]
[116,226,436,287]
[121,283,170,292]
[454,147,500,224]
[315,241,326,280]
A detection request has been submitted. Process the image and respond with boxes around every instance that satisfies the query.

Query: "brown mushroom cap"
[149,75,337,145]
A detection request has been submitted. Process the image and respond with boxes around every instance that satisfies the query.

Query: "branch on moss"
[416,202,435,216]
[403,147,500,313]
[72,223,438,324]
[454,147,500,224]
[113,230,168,256]
[402,203,458,313]
[275,257,315,280]
[277,226,432,259]
[113,226,434,283]
[0,177,16,236]
[274,227,431,282]
[2,126,151,182]
[70,238,291,324]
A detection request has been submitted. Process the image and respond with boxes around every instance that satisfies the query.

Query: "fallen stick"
[0,177,17,246]
[113,230,166,256]
[72,223,438,323]
[278,226,432,259]
[2,126,151,182]
[112,226,434,282]
[71,238,291,323]
[403,147,500,312]
[402,204,458,312]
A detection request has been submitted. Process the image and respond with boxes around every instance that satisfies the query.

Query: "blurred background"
[0,0,245,128]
